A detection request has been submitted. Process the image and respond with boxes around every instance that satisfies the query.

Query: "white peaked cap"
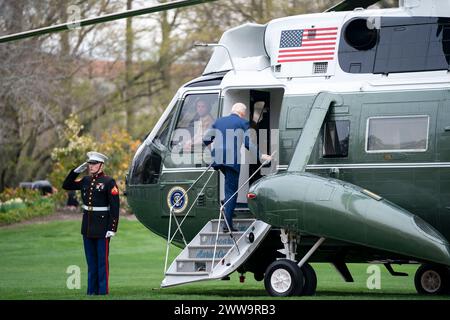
[87,151,108,163]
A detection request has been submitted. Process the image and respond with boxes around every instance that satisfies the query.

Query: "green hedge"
[0,198,56,225]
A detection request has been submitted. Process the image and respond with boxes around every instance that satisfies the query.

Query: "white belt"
[82,205,110,211]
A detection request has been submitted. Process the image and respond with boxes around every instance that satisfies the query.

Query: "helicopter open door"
[220,87,283,211]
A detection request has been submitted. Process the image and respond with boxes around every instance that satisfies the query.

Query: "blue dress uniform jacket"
[63,169,120,238]
[203,113,260,172]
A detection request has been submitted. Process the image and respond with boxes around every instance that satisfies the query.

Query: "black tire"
[264,259,304,297]
[254,272,264,282]
[414,264,450,295]
[301,263,317,296]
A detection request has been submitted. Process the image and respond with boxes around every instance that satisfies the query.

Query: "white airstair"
[161,156,275,288]
[161,218,271,287]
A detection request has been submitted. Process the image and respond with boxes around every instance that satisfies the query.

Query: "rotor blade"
[325,0,381,12]
[0,0,217,44]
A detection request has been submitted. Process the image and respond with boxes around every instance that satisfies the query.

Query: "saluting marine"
[62,151,120,295]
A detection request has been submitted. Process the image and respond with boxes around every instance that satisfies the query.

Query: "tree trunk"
[159,8,171,87]
[0,2,24,191]
[124,0,134,133]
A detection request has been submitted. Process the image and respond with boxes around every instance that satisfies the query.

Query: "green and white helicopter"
[3,0,450,296]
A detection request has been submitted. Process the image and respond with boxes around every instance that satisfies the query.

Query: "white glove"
[105,231,116,238]
[74,162,88,173]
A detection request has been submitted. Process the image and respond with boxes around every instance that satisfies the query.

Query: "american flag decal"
[278,27,338,63]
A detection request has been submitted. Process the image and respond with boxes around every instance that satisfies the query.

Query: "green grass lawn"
[0,218,448,300]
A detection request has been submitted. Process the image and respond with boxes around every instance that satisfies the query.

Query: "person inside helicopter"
[183,98,215,152]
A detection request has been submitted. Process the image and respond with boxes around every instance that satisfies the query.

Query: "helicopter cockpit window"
[366,116,429,153]
[154,106,177,146]
[129,106,177,185]
[323,120,350,158]
[170,93,219,154]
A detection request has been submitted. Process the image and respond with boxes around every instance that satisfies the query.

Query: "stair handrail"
[169,169,216,243]
[211,152,277,273]
[170,163,214,244]
[164,163,213,273]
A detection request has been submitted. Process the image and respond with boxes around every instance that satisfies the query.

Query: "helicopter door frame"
[221,86,285,206]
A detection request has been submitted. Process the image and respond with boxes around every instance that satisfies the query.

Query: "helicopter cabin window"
[170,93,219,156]
[366,116,429,153]
[322,120,350,158]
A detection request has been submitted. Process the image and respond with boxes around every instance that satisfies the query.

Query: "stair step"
[210,218,255,222]
[199,232,244,245]
[188,246,232,259]
[176,258,214,262]
[189,245,233,249]
[210,219,255,233]
[234,208,250,213]
[165,271,209,276]
[200,232,244,236]
[175,257,225,272]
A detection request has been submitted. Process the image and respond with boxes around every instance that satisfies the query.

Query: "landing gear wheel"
[300,263,317,296]
[264,259,304,297]
[254,272,264,282]
[414,264,450,295]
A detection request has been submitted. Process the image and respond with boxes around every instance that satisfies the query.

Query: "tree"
[0,0,400,193]
[0,0,120,191]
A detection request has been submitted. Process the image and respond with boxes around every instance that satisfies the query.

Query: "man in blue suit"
[203,102,271,232]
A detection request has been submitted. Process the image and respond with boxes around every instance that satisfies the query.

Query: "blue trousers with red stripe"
[83,236,110,295]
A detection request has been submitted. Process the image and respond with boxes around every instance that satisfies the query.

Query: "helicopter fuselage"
[126,5,450,273]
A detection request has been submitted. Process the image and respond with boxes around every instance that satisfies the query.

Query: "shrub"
[49,114,140,212]
[0,196,55,225]
[0,187,41,203]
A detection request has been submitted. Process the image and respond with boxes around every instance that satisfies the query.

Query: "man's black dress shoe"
[222,227,238,233]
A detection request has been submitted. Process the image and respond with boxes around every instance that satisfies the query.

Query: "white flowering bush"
[0,198,26,213]
[0,188,54,224]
